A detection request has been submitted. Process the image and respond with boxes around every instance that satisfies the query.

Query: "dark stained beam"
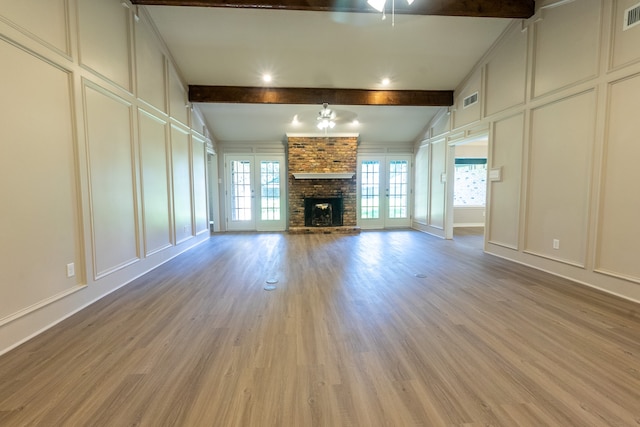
[189,85,454,106]
[131,0,534,19]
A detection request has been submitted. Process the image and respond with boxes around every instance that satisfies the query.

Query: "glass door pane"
[226,155,286,232]
[256,156,286,231]
[358,155,411,229]
[388,160,408,219]
[360,160,380,219]
[260,160,280,221]
[384,156,411,228]
[226,156,255,231]
[231,160,252,221]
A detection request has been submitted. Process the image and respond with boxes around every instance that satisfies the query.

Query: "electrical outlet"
[66,263,75,278]
[553,239,560,250]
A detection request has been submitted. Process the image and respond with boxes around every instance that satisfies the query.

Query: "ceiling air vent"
[623,2,640,31]
[463,92,478,109]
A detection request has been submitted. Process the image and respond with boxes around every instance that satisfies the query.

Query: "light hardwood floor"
[1,230,639,426]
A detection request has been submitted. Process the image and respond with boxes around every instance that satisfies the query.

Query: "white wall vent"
[623,2,640,31]
[463,92,478,109]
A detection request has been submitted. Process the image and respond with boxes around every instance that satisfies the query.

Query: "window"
[453,158,487,207]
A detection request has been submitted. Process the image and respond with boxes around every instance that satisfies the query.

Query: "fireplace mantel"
[292,173,355,179]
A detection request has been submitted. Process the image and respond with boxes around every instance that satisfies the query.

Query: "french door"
[226,155,286,231]
[357,155,411,229]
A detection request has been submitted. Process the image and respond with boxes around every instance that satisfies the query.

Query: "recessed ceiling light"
[351,119,360,126]
[262,74,272,83]
[381,77,390,86]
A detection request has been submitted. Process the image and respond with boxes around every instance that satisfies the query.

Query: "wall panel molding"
[192,135,209,235]
[531,0,602,99]
[77,0,133,93]
[138,108,173,256]
[523,90,596,267]
[608,0,640,71]
[83,80,141,279]
[0,0,71,58]
[171,125,194,244]
[486,113,524,249]
[594,72,640,283]
[0,39,80,321]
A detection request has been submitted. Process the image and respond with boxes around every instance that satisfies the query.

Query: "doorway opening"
[225,154,286,232]
[357,155,412,229]
[447,137,488,248]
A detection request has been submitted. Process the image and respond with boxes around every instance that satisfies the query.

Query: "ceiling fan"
[317,103,337,130]
[367,0,415,26]
[294,103,358,132]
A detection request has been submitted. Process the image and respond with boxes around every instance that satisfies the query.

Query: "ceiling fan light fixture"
[317,119,335,130]
[367,0,386,13]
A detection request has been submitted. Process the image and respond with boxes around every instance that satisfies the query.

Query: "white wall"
[417,0,640,302]
[0,0,213,355]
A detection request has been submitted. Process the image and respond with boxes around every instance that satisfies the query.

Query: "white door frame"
[255,155,287,232]
[224,154,286,232]
[357,154,412,230]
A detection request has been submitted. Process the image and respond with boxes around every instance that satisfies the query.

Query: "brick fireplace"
[287,135,360,234]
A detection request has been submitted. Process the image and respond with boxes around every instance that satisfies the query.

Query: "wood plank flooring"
[0,230,639,426]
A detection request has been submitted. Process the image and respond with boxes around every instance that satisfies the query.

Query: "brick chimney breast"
[287,136,358,229]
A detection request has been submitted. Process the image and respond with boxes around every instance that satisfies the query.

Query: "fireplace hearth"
[304,197,343,227]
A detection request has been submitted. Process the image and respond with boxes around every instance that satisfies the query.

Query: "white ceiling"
[146,6,513,144]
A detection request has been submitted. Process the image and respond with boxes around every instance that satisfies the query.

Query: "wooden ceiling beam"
[131,0,534,19]
[189,85,454,106]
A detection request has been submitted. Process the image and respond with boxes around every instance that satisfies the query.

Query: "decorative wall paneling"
[0,40,79,322]
[531,0,601,99]
[192,134,209,236]
[134,12,168,113]
[77,0,133,93]
[609,0,640,70]
[0,0,212,355]
[428,139,447,233]
[429,109,451,139]
[169,65,189,125]
[425,0,640,303]
[0,0,71,58]
[595,73,640,284]
[452,69,483,129]
[486,113,524,250]
[484,24,527,117]
[84,82,141,279]
[413,145,429,226]
[524,90,596,267]
[171,125,194,244]
[138,109,173,256]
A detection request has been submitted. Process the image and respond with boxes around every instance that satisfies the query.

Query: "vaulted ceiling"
[134,0,533,144]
